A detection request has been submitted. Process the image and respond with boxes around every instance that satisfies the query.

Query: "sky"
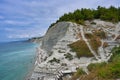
[0,0,119,42]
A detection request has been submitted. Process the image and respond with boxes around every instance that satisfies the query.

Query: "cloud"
[0,0,119,41]
[4,25,47,39]
[3,20,32,25]
[8,34,30,38]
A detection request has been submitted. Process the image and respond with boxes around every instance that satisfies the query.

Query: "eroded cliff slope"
[31,20,120,80]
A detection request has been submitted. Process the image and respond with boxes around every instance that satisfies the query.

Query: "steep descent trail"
[98,39,106,60]
[80,25,99,60]
[113,23,120,41]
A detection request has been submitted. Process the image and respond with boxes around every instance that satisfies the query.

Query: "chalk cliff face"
[39,20,120,64]
[41,22,80,53]
[42,22,69,52]
[41,20,120,54]
[31,20,120,80]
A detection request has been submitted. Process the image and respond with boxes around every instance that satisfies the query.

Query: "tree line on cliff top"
[57,6,120,24]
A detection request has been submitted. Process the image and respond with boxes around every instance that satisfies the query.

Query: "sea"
[0,41,38,80]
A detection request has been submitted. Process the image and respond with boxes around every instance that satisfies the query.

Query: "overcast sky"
[0,0,119,42]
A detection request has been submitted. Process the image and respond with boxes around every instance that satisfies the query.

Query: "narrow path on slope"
[98,39,106,60]
[101,26,119,41]
[80,26,99,60]
[113,23,120,41]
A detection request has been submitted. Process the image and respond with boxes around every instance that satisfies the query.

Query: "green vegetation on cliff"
[84,30,106,54]
[57,6,120,24]
[71,46,120,80]
[64,53,73,60]
[72,68,86,80]
[87,46,120,80]
[48,57,60,63]
[68,40,93,58]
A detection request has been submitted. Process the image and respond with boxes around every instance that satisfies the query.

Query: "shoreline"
[25,62,36,80]
[25,47,38,80]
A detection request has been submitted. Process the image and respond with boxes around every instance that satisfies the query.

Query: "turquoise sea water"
[0,41,37,80]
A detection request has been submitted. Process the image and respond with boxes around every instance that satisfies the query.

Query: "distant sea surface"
[0,41,38,80]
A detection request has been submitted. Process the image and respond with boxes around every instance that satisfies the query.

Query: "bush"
[56,6,119,26]
[58,50,65,53]
[91,22,96,25]
[64,53,73,60]
[48,57,60,63]
[77,19,85,25]
[48,51,53,56]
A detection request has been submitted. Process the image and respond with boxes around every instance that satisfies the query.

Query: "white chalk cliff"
[30,20,120,80]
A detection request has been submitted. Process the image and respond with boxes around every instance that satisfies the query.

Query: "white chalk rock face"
[30,20,120,80]
[41,22,80,53]
[42,22,69,52]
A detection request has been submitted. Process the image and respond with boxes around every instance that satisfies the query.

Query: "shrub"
[48,57,60,63]
[55,6,119,26]
[48,51,53,56]
[64,53,73,60]
[77,19,85,25]
[58,50,65,53]
[91,22,96,25]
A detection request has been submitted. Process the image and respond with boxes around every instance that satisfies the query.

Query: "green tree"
[81,8,94,20]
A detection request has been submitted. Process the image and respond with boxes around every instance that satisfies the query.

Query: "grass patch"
[89,37,101,53]
[86,46,120,79]
[85,33,93,39]
[69,40,93,58]
[87,62,107,72]
[94,30,106,39]
[97,61,120,79]
[76,68,86,75]
[71,68,86,80]
[71,46,120,80]
[85,33,101,53]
